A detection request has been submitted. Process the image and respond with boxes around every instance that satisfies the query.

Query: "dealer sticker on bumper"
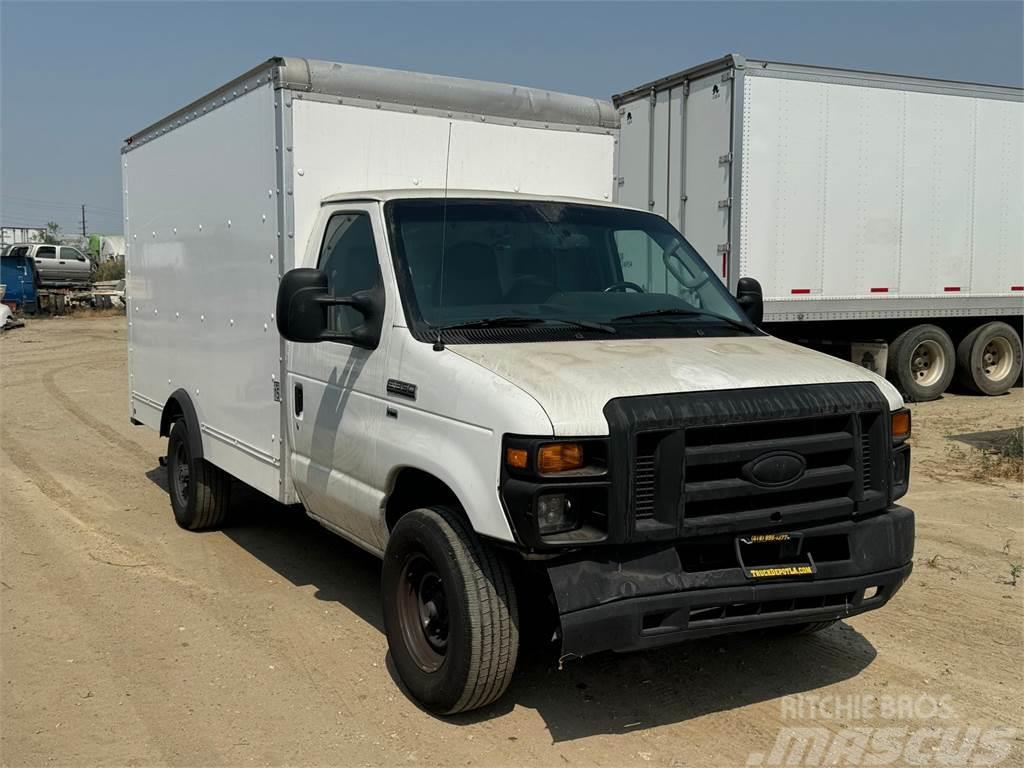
[736,532,817,580]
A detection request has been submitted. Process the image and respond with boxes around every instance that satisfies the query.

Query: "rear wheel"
[888,324,956,402]
[382,506,519,715]
[166,419,232,530]
[956,321,1022,396]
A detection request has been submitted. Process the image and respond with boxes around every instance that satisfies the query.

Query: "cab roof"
[319,188,646,213]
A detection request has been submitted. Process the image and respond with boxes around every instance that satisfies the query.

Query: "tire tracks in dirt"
[0,429,202,593]
[40,360,156,463]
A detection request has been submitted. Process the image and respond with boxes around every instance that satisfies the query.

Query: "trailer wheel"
[166,419,232,530]
[888,325,956,401]
[382,506,519,715]
[956,322,1022,396]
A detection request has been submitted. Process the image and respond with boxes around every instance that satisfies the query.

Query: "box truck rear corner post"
[613,54,1023,403]
[124,57,915,714]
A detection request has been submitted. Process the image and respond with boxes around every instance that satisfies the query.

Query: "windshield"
[385,199,753,342]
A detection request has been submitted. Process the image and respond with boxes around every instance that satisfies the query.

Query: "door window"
[35,246,56,259]
[317,212,382,335]
[60,247,85,261]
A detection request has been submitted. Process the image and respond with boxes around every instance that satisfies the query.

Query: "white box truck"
[125,57,914,714]
[614,55,1023,401]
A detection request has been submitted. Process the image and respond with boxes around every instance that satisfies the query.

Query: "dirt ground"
[2,314,1022,768]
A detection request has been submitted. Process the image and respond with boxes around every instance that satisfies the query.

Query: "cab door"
[285,203,396,552]
[33,245,58,283]
[59,247,91,283]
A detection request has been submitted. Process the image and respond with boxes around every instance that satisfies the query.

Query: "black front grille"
[604,382,892,542]
[633,434,660,520]
[682,414,858,524]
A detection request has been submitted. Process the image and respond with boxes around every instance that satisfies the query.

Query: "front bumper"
[548,505,914,657]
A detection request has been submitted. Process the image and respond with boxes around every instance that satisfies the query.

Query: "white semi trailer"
[613,54,1023,401]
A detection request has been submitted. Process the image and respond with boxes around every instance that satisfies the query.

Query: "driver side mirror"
[735,277,763,325]
[276,268,384,349]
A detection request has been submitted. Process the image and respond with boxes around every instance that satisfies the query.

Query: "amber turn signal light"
[506,448,529,469]
[891,409,911,442]
[537,442,584,473]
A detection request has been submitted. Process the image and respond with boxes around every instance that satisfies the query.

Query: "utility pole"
[81,204,87,237]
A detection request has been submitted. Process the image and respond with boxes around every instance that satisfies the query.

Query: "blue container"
[1,250,38,311]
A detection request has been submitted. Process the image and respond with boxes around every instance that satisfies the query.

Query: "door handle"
[294,384,303,417]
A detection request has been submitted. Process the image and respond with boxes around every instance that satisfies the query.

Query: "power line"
[1,201,121,216]
[1,194,121,211]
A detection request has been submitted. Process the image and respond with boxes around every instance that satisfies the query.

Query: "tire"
[166,419,232,530]
[888,324,956,402]
[956,321,1023,396]
[382,506,519,715]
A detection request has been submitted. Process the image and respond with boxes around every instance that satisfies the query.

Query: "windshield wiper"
[435,315,547,331]
[611,308,757,333]
[548,318,617,334]
[430,315,616,350]
[437,315,616,333]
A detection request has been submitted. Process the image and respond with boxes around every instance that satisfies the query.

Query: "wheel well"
[159,389,204,460]
[385,468,462,531]
[159,399,184,437]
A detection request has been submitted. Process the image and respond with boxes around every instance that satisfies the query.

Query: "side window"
[36,246,56,259]
[317,212,381,335]
[61,247,85,261]
[9,246,28,258]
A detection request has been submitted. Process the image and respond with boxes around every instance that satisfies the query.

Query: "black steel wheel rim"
[396,552,449,673]
[172,441,190,509]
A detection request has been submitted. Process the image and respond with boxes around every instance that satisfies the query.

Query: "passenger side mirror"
[736,276,763,325]
[276,268,384,349]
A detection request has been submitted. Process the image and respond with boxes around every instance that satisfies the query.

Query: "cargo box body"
[613,55,1024,323]
[123,57,617,503]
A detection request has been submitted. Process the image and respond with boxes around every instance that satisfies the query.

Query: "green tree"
[34,221,61,245]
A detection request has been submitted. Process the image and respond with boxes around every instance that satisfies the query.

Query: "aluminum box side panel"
[738,73,1024,321]
[288,97,617,261]
[681,72,734,283]
[124,82,285,500]
[613,94,652,213]
[615,76,733,288]
[972,98,1024,295]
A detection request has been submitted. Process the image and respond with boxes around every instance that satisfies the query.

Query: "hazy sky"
[2,1,1021,236]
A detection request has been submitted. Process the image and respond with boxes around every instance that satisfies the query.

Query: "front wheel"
[382,506,519,714]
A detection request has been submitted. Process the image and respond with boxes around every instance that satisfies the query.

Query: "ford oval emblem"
[743,451,806,487]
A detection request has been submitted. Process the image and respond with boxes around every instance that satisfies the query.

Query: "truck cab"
[272,189,914,713]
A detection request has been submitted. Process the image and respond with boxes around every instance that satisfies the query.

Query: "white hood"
[452,335,903,435]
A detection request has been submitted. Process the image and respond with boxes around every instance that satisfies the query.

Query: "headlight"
[536,493,578,534]
[537,442,584,473]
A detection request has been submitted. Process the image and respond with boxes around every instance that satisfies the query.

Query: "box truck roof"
[124,55,618,152]
[613,53,1022,106]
